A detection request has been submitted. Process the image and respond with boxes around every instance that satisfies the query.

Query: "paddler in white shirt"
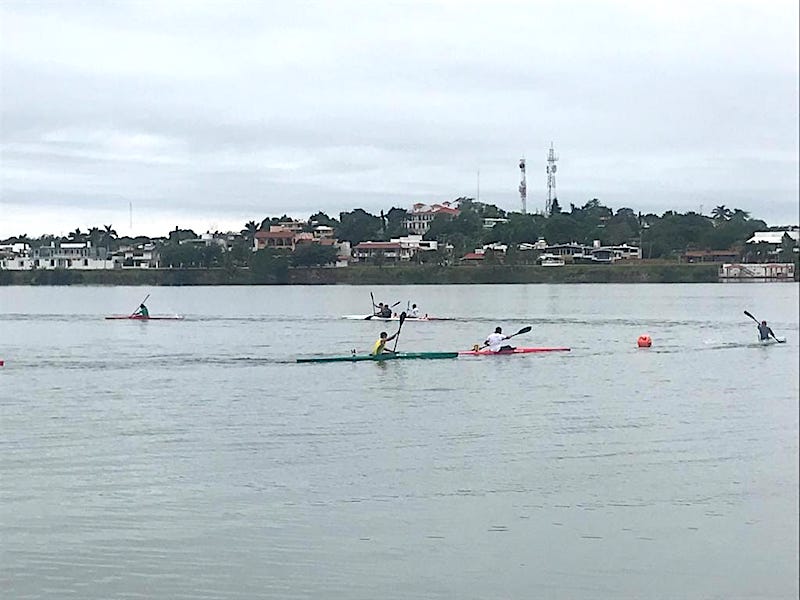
[409,304,420,318]
[484,327,514,352]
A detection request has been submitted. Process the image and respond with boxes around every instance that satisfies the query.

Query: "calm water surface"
[1,284,798,599]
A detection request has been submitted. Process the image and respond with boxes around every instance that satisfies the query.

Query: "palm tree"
[102,224,118,250]
[711,205,732,221]
[241,220,258,249]
[68,228,85,242]
[87,227,102,248]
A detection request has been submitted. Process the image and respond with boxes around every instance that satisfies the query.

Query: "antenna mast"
[546,142,558,215]
[518,158,527,214]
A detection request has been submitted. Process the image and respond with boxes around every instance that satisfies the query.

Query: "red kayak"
[105,315,184,321]
[459,347,570,356]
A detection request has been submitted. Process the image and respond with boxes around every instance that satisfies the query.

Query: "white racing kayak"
[341,314,453,322]
[758,337,786,345]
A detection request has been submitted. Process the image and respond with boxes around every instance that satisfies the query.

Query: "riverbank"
[0,263,723,285]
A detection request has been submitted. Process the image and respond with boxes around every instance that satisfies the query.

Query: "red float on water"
[637,335,652,348]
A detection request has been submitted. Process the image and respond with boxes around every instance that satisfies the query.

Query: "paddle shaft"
[392,312,407,352]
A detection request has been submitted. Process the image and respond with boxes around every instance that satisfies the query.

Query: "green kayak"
[297,351,458,363]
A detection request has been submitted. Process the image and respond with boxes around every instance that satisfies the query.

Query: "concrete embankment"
[1,263,720,285]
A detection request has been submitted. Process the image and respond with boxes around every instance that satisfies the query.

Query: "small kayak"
[297,351,458,363]
[341,314,453,321]
[105,315,185,321]
[459,347,571,356]
[758,337,785,345]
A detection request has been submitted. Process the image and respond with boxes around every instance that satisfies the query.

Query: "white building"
[0,241,115,270]
[404,202,460,235]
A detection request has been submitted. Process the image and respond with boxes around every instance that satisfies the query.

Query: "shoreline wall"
[0,263,724,285]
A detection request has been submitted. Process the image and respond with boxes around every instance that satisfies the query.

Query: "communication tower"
[546,143,558,215]
[518,158,527,214]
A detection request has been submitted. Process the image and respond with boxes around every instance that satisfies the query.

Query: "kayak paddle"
[744,310,785,343]
[479,325,532,349]
[392,311,407,352]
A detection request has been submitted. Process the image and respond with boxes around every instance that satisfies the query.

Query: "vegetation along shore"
[1,198,797,284]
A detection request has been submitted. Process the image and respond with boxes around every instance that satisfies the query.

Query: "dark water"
[1,283,798,599]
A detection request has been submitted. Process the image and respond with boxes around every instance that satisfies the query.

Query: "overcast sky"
[1,0,798,238]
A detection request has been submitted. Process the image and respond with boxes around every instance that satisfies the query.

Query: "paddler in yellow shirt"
[371,331,398,355]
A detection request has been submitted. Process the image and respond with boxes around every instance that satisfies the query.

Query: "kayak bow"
[297,351,458,363]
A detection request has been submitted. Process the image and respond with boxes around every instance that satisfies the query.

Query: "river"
[1,283,797,599]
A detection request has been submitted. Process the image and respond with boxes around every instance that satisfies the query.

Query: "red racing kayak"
[105,315,185,321]
[458,347,570,356]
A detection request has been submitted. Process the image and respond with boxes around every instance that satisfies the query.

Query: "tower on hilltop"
[519,158,527,214]
[546,143,558,216]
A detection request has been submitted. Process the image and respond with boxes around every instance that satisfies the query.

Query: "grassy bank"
[1,263,720,285]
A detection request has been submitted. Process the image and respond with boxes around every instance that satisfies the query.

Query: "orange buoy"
[637,335,652,348]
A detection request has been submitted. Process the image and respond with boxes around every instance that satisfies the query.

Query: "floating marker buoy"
[637,335,652,348]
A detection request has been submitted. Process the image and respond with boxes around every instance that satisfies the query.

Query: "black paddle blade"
[744,310,758,323]
[516,326,532,335]
[399,311,407,325]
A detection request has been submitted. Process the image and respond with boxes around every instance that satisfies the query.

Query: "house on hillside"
[405,201,460,235]
[744,229,799,261]
[254,227,297,251]
[0,241,117,270]
[352,235,438,264]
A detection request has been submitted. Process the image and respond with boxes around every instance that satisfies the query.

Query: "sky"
[1,0,798,239]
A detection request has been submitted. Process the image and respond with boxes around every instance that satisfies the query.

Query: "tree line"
[3,199,795,273]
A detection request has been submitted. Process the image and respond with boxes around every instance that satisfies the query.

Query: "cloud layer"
[1,0,798,237]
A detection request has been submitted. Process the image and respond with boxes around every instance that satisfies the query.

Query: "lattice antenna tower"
[546,142,558,216]
[518,158,527,214]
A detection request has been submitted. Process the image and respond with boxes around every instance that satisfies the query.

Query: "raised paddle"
[480,325,532,349]
[392,311,407,352]
[744,310,785,343]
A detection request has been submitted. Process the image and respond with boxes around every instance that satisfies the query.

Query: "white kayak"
[341,314,453,322]
[758,337,786,345]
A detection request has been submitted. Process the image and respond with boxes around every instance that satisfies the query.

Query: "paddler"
[133,303,150,318]
[757,320,776,341]
[484,327,514,353]
[371,331,398,355]
[379,302,392,318]
[409,303,420,318]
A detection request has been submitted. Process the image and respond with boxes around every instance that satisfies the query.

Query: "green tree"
[290,243,338,267]
[102,225,118,250]
[250,248,289,283]
[384,207,409,238]
[336,209,382,245]
[711,205,733,222]
[543,214,580,244]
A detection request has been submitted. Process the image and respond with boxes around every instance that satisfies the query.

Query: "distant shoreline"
[0,263,742,285]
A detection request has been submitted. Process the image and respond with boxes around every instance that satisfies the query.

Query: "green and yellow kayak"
[297,351,458,363]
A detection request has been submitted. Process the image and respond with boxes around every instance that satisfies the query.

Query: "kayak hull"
[459,347,571,356]
[297,351,458,363]
[105,315,185,320]
[341,315,452,321]
[758,337,785,345]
